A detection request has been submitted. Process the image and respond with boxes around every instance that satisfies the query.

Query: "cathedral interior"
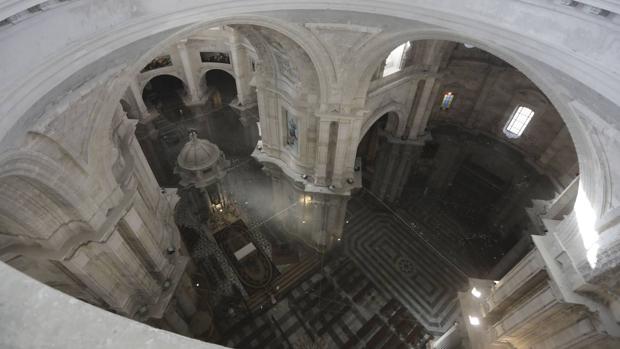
[0,3,619,349]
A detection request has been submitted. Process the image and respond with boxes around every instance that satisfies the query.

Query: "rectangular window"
[504,106,535,138]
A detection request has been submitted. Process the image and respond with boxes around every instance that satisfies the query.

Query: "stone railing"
[483,249,547,322]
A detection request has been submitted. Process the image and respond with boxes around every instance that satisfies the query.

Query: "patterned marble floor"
[344,190,468,335]
[222,254,431,349]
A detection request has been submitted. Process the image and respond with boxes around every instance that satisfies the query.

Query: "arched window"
[504,105,535,138]
[382,42,411,77]
[440,92,455,110]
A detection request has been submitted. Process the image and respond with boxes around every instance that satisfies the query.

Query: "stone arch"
[54,10,615,287]
[122,16,332,108]
[0,152,94,251]
[233,24,321,102]
[87,16,332,180]
[360,103,406,141]
[3,8,615,212]
[343,33,605,214]
[199,66,236,83]
[199,67,238,105]
[355,111,402,188]
[140,73,188,110]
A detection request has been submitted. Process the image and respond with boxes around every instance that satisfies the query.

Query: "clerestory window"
[440,92,455,110]
[382,42,411,77]
[504,105,535,138]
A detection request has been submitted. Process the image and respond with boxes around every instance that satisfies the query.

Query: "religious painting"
[200,51,231,64]
[140,55,172,73]
[284,108,299,153]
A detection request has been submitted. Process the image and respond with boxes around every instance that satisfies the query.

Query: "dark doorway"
[204,69,237,106]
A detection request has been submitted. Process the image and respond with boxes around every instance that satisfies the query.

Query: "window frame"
[503,105,535,138]
[381,42,411,78]
[440,91,455,110]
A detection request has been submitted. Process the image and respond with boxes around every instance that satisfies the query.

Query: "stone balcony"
[488,280,589,348]
[482,249,547,323]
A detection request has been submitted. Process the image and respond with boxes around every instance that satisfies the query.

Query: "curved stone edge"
[0,262,229,349]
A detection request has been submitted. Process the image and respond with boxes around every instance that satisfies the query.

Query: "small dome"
[176,131,221,171]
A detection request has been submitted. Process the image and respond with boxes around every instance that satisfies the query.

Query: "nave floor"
[344,191,468,335]
[222,254,432,349]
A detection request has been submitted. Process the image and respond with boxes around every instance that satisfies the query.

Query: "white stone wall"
[0,80,187,319]
[0,2,619,347]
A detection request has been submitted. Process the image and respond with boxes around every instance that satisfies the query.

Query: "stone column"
[129,79,151,118]
[408,76,441,139]
[369,133,424,203]
[229,30,256,106]
[261,163,350,251]
[301,190,350,251]
[332,117,363,186]
[314,118,332,186]
[176,40,201,104]
[403,41,455,139]
[255,86,280,157]
[314,113,364,187]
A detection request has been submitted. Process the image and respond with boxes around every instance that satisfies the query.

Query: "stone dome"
[176,131,221,171]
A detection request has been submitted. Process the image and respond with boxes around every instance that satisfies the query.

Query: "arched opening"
[126,26,326,343]
[353,40,579,278]
[135,70,257,187]
[203,69,237,107]
[141,74,188,120]
[355,112,399,188]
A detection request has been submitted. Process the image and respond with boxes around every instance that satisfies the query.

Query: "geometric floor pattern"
[344,191,468,334]
[223,254,432,348]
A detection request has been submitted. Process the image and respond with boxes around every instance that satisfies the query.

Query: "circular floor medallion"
[396,257,415,275]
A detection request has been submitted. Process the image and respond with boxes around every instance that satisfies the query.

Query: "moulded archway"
[346,35,607,216]
[356,112,400,186]
[86,15,328,155]
[360,104,405,140]
[202,69,238,105]
[141,74,188,111]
